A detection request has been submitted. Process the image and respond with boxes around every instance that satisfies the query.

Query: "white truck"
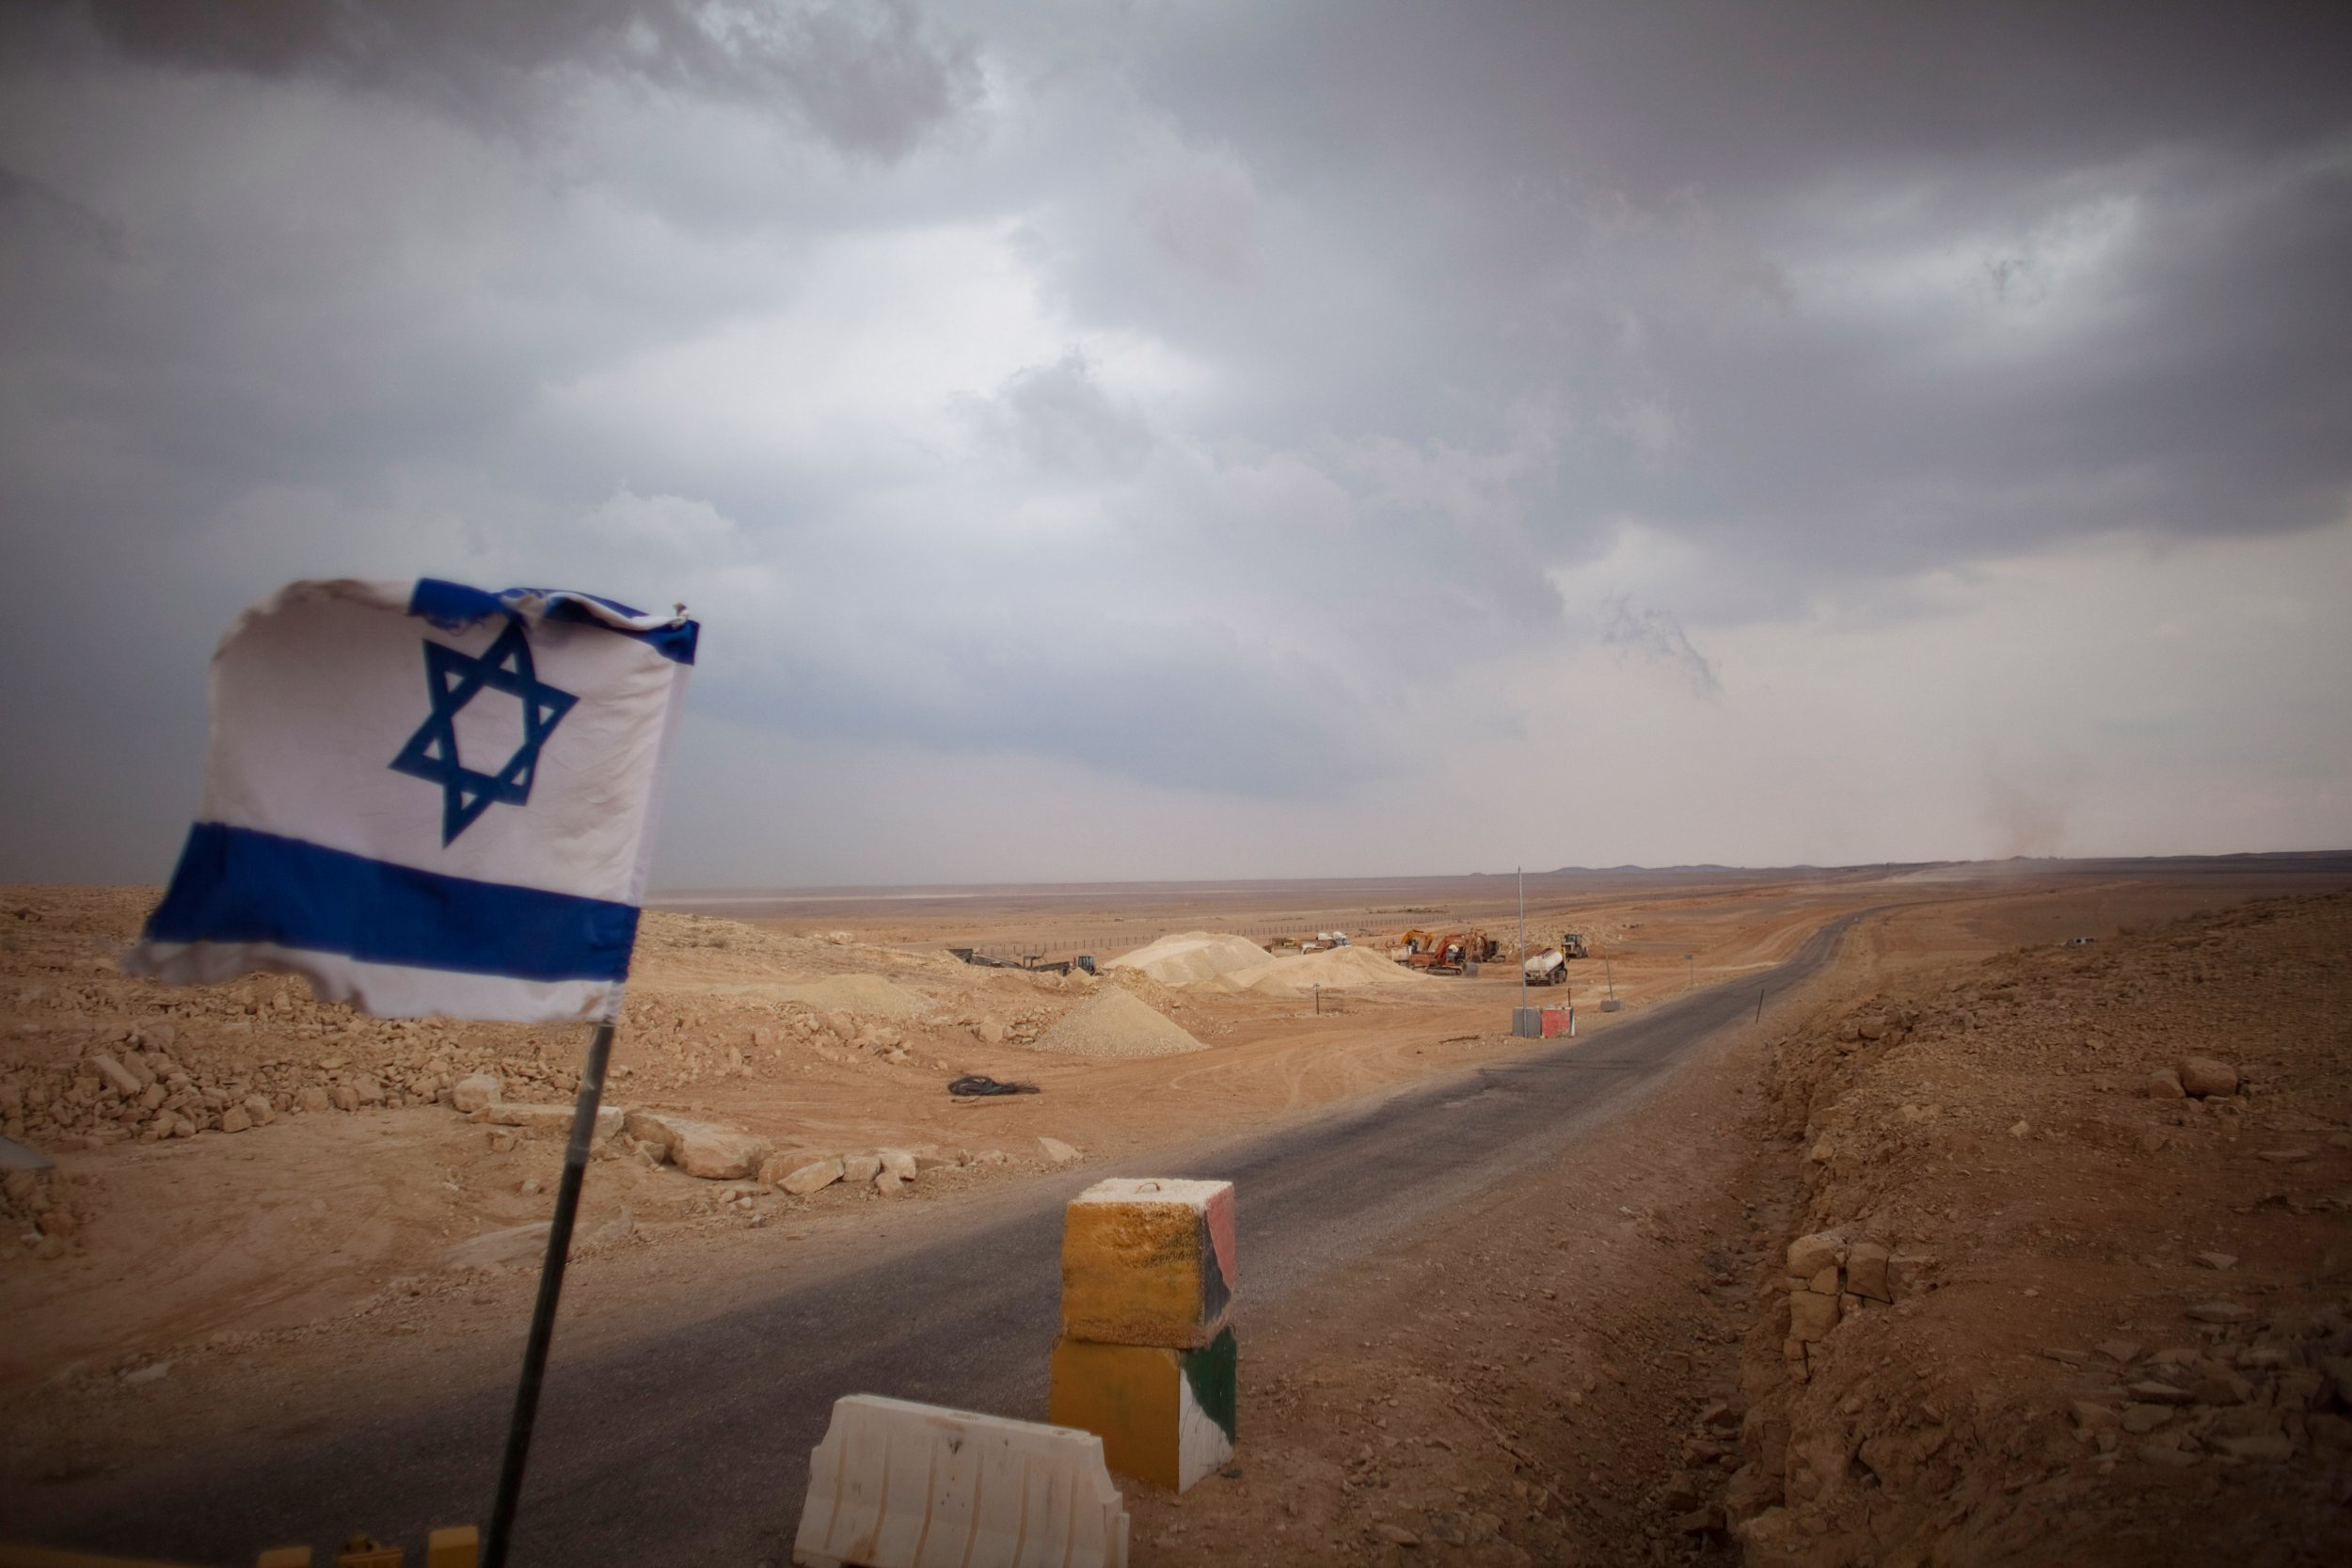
[1520,932,1590,987]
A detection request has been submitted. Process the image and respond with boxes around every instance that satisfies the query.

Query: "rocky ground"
[1113,888,2352,1568]
[1720,890,2352,1567]
[6,871,2348,1566]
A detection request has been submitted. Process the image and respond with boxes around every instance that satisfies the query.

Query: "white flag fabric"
[126,578,697,1023]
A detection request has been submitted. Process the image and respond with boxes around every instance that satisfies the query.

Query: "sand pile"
[1027,990,1206,1059]
[1106,931,1268,988]
[1219,945,1431,996]
[766,974,930,1018]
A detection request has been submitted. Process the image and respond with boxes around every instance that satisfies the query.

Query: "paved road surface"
[17,911,1865,1564]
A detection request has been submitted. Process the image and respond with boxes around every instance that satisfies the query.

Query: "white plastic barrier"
[794,1395,1130,1568]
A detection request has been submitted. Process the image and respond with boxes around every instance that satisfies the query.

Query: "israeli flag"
[126,579,698,1023]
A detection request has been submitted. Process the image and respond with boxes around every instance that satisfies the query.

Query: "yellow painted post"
[423,1529,478,1568]
[1049,1177,1238,1492]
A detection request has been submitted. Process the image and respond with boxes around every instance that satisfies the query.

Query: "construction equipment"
[1404,931,1492,974]
[1520,932,1591,987]
[947,948,1095,975]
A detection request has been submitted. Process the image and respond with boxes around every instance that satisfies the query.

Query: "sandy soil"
[4,858,2350,1563]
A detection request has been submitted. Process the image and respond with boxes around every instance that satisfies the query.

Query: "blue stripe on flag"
[144,824,640,983]
[407,578,698,665]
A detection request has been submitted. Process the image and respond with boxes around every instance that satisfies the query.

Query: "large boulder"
[452,1073,501,1115]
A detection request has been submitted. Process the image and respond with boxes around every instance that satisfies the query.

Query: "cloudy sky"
[3,1,2347,888]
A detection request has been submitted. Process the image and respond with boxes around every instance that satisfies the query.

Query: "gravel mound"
[1219,945,1431,996]
[1028,989,1206,1059]
[1106,931,1268,987]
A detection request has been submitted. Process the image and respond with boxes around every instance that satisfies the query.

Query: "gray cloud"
[1,1,2347,881]
[57,0,979,158]
[960,351,1154,476]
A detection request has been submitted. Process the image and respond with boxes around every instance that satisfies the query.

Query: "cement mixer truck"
[1521,932,1591,987]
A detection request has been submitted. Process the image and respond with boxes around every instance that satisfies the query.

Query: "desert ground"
[4,853,2351,1565]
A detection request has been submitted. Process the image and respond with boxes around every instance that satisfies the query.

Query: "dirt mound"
[764,974,930,1018]
[1026,989,1206,1059]
[1219,946,1429,996]
[1106,931,1268,988]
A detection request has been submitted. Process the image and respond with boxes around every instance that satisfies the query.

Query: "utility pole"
[1518,866,1528,1013]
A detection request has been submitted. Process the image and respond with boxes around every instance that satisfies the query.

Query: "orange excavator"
[1397,929,1499,974]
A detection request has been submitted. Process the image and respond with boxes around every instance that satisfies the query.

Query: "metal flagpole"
[483,1018,616,1568]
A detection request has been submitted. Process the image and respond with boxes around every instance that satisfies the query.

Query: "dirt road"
[8,913,1868,1563]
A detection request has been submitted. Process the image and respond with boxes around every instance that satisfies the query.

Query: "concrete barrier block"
[1048,1328,1236,1493]
[1059,1179,1235,1349]
[422,1528,477,1568]
[793,1394,1128,1568]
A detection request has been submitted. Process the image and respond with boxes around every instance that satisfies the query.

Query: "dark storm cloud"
[59,0,980,158]
[1,1,2347,880]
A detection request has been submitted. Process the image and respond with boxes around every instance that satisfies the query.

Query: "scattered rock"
[295,1085,329,1114]
[841,1154,882,1185]
[439,1222,551,1272]
[218,1107,251,1134]
[2175,1057,2239,1098]
[1374,1524,1419,1546]
[1844,1242,1892,1303]
[1037,1136,1082,1165]
[2186,1302,2254,1324]
[1786,1233,1840,1279]
[479,1102,626,1142]
[649,1117,770,1180]
[780,1158,844,1196]
[451,1073,501,1115]
[329,1085,360,1113]
[2214,1433,2294,1463]
[875,1148,917,1191]
[2126,1381,2193,1406]
[2194,1251,2237,1271]
[87,1054,141,1098]
[2143,1069,2185,1100]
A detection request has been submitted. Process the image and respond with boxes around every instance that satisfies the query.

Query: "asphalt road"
[18,911,1863,1565]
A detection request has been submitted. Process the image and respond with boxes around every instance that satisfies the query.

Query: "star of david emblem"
[389,618,578,845]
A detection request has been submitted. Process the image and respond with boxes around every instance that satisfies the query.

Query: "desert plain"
[4,853,2352,1566]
